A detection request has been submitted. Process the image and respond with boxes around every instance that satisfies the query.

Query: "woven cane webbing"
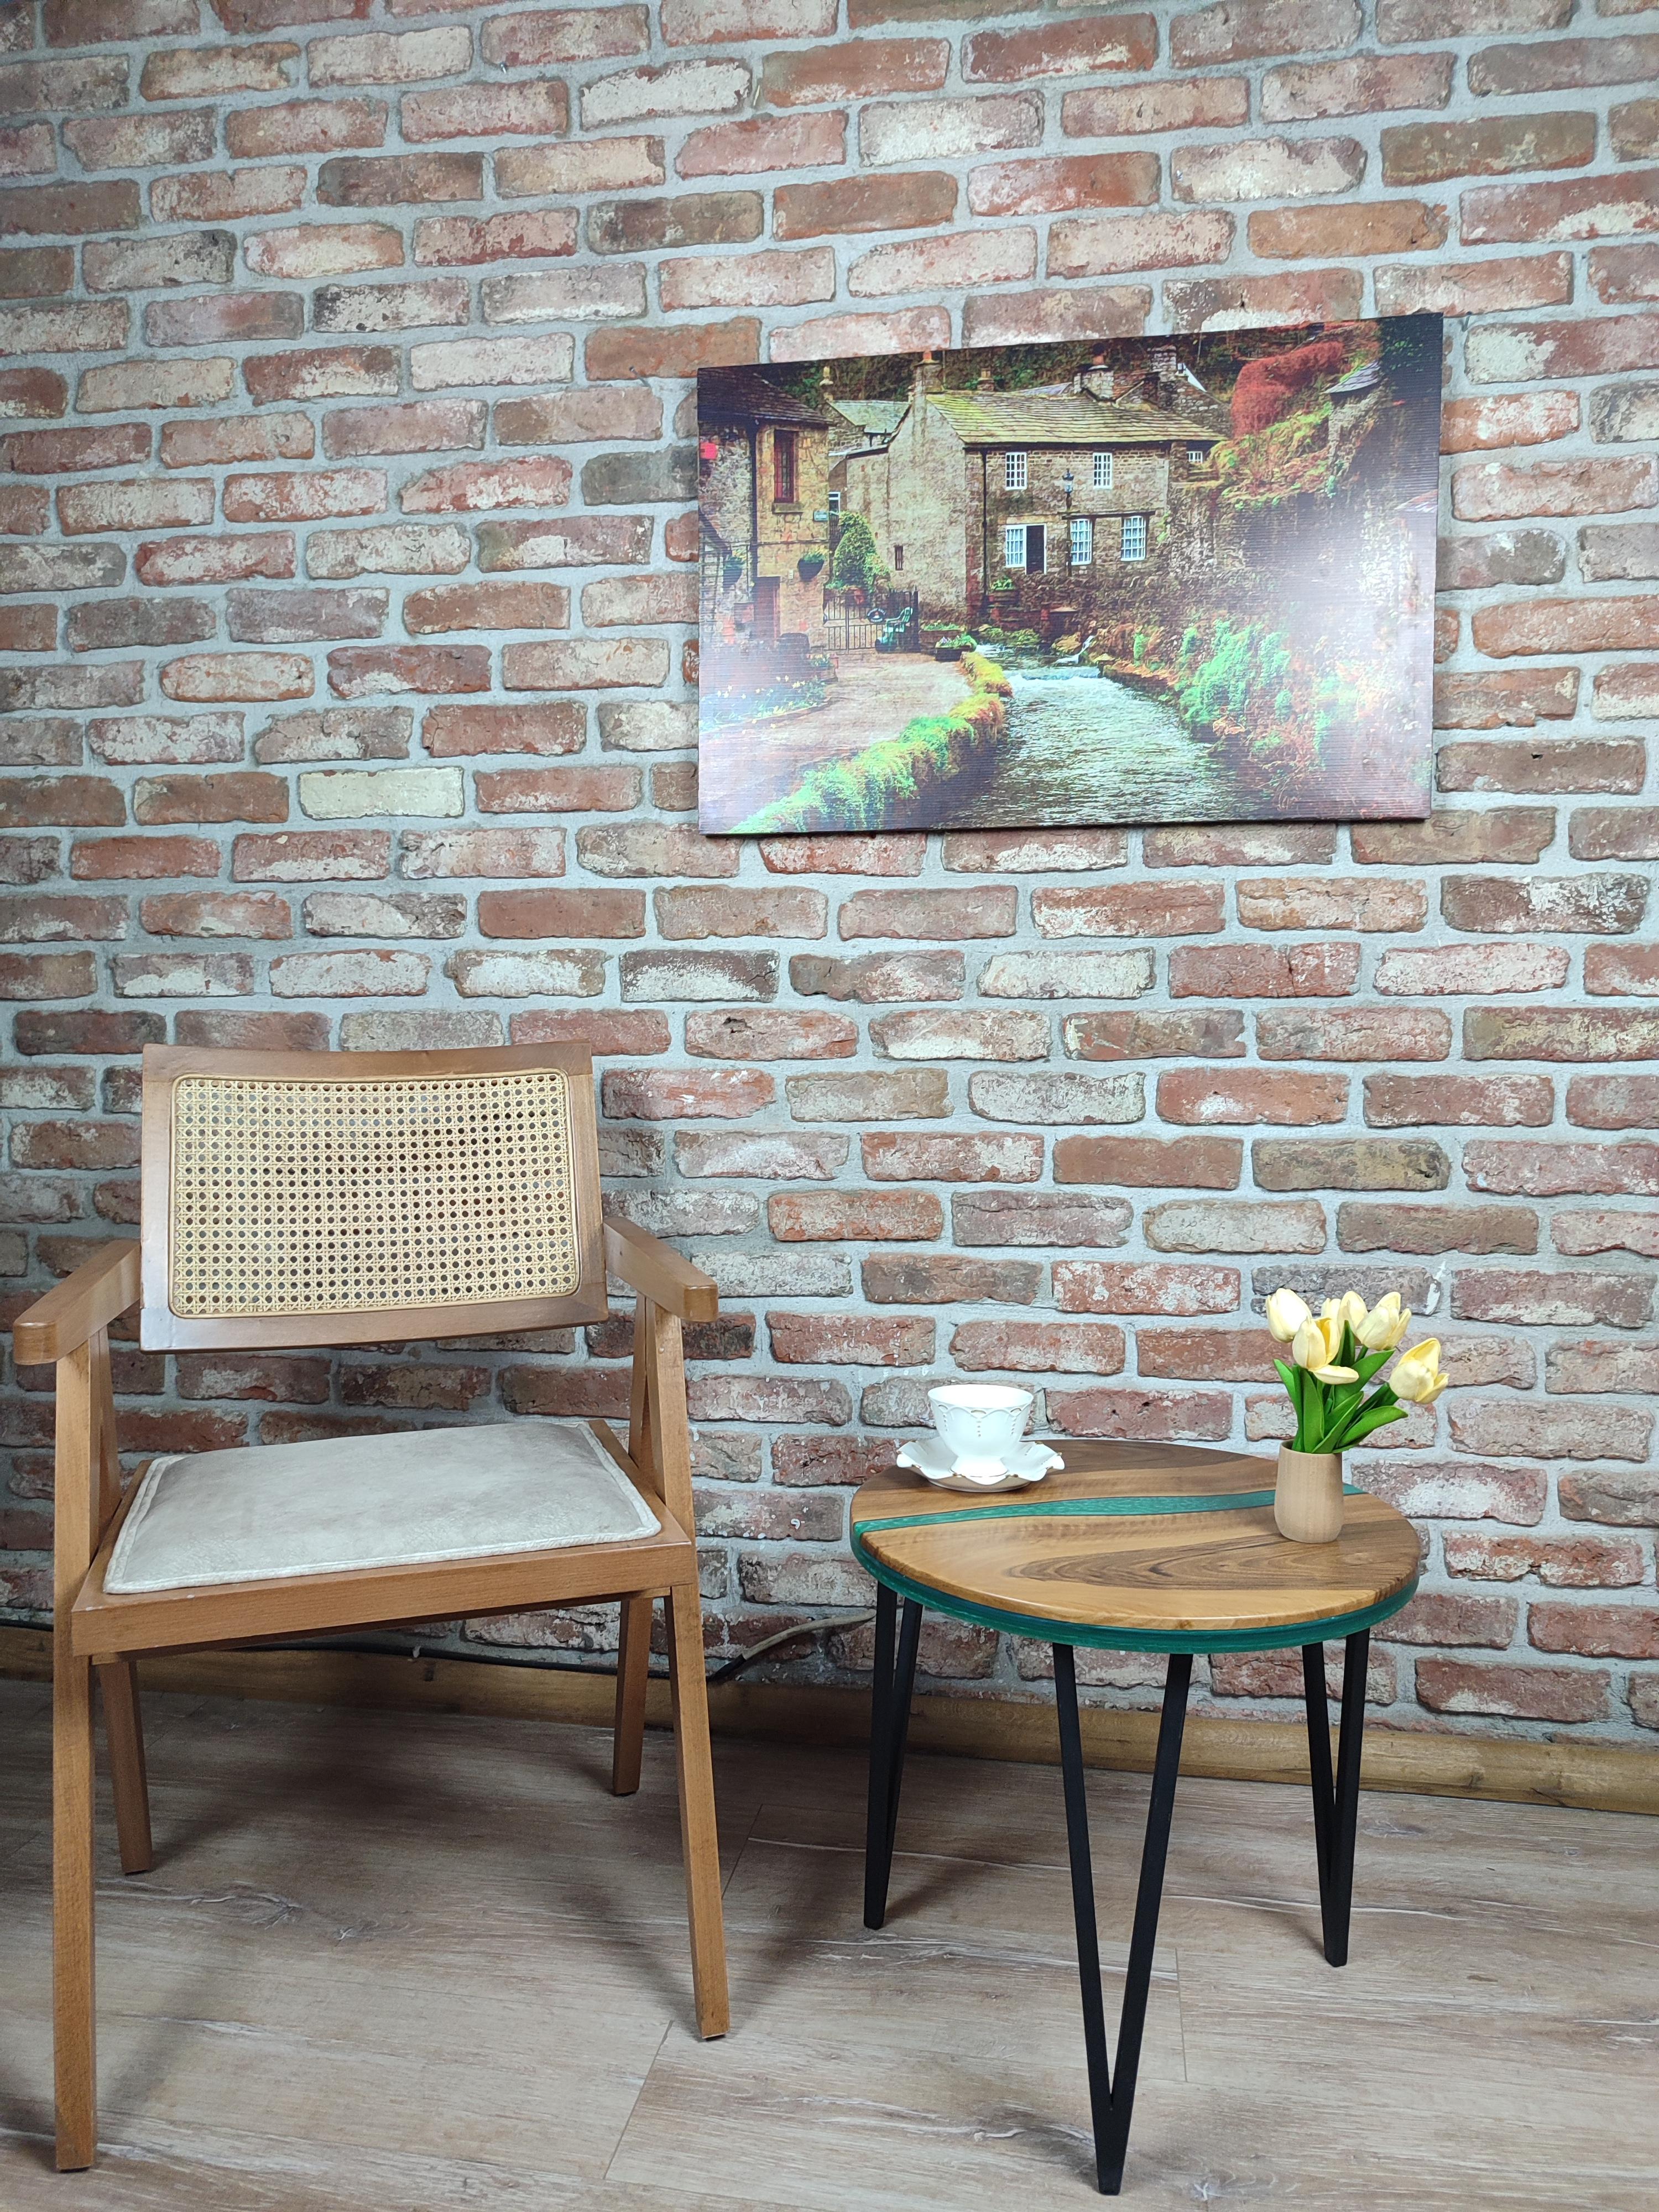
[168,1070,582,1318]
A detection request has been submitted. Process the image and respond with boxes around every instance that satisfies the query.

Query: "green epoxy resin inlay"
[853,1484,1365,1538]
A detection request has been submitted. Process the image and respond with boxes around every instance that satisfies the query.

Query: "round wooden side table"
[851,1439,1421,2197]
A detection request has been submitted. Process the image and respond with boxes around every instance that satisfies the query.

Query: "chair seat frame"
[14,1044,730,2173]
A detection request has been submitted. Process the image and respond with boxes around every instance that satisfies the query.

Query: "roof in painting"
[829,399,909,437]
[699,367,829,427]
[926,390,1220,447]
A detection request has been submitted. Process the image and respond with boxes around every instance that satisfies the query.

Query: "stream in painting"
[949,665,1248,826]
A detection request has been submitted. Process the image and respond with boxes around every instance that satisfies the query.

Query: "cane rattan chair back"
[139,1044,608,1350]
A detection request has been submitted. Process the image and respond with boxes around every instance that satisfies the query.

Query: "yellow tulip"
[1328,1290,1369,1339]
[1292,1315,1358,1384]
[1356,1292,1411,1352]
[1265,1287,1311,1343]
[1390,1338,1447,1405]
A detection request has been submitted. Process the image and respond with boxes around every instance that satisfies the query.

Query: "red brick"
[1368,1073,1553,1128]
[1264,1008,1452,1062]
[760,38,946,106]
[0,776,123,830]
[964,15,1155,81]
[1440,390,1579,453]
[1444,1531,1644,1588]
[1156,1068,1347,1126]
[602,1067,773,1120]
[71,834,219,882]
[1050,207,1233,276]
[774,173,956,242]
[1528,1603,1659,1660]
[141,892,290,940]
[226,97,386,158]
[840,887,1016,941]
[1382,113,1596,186]
[403,81,568,142]
[678,111,843,178]
[1034,881,1222,938]
[160,416,315,468]
[1168,942,1360,998]
[1453,1268,1653,1329]
[1438,739,1644,795]
[1054,1134,1241,1188]
[1444,872,1647,934]
[1455,462,1657,526]
[1061,79,1246,138]
[1553,1211,1659,1259]
[861,1132,1042,1183]
[223,468,387,524]
[1558,1469,1659,1526]
[1053,1260,1239,1315]
[1467,312,1659,384]
[1436,667,1581,728]
[1568,1074,1659,1129]
[134,773,287,826]
[951,1319,1126,1376]
[1064,1010,1246,1060]
[768,1312,933,1367]
[1249,200,1447,261]
[763,834,925,876]
[1378,253,1574,319]
[1587,945,1659,997]
[1337,1202,1538,1256]
[1047,1385,1232,1442]
[1465,1138,1659,1196]
[1418,1656,1609,1723]
[1237,877,1428,931]
[135,533,294,589]
[244,346,399,405]
[233,828,389,883]
[862,1254,1040,1306]
[1464,169,1659,251]
[1468,1005,1659,1061]
[768,1189,942,1243]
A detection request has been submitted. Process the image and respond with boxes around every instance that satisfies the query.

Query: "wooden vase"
[1275,1446,1344,1545]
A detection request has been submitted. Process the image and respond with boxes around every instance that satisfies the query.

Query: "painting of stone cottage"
[696,317,1442,835]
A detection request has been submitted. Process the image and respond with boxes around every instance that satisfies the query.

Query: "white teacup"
[927,1383,1034,1478]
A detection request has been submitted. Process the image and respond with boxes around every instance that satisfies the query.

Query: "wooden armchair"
[13,1041,728,2171]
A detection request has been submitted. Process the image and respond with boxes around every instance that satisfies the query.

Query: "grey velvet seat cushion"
[105,1420,660,1594]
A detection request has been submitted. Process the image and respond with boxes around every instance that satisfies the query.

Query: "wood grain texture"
[2,1673,1647,2211]
[852,1442,1421,1648]
[12,1244,140,1366]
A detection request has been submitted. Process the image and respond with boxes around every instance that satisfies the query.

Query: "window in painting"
[1003,523,1026,568]
[893,544,905,571]
[1004,450,1027,492]
[1120,513,1148,561]
[827,488,841,517]
[1070,516,1093,566]
[1092,451,1113,489]
[773,429,797,504]
[1187,446,1206,466]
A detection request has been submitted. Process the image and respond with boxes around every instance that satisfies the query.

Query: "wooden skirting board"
[1,1623,1655,1818]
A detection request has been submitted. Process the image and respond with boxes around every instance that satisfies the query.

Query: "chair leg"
[53,1646,98,2171]
[664,1580,729,2039]
[97,1660,153,1876]
[611,1593,654,1797]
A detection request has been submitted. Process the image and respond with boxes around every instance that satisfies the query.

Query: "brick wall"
[1,0,1656,1743]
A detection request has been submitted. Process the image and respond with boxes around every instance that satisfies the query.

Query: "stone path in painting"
[700,651,971,830]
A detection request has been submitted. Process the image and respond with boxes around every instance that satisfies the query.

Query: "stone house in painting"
[839,354,1222,638]
[697,368,830,686]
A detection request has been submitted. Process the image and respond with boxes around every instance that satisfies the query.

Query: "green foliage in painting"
[736,653,1010,833]
[829,512,886,594]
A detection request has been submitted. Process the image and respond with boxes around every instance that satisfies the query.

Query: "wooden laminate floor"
[0,1674,1654,2210]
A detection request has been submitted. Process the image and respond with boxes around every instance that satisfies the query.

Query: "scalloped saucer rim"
[895,1437,1065,1493]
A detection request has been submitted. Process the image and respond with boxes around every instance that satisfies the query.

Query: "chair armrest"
[604,1218,718,1323]
[12,1241,141,1364]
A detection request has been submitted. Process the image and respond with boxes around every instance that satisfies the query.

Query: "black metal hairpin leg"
[1056,1642,1192,2197]
[863,1585,922,1931]
[1301,1628,1369,1968]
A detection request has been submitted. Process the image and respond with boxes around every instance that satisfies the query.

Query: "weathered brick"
[1382,113,1597,187]
[1144,1199,1326,1254]
[1453,1269,1653,1329]
[1157,1068,1347,1126]
[1444,873,1647,935]
[862,1131,1042,1184]
[1338,1202,1538,1256]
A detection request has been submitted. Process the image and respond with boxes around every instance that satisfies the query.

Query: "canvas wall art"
[695,316,1442,835]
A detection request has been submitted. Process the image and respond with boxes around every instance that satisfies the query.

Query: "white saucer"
[895,1437,1065,1493]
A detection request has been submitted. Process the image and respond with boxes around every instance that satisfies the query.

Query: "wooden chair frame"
[14,1042,729,2172]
